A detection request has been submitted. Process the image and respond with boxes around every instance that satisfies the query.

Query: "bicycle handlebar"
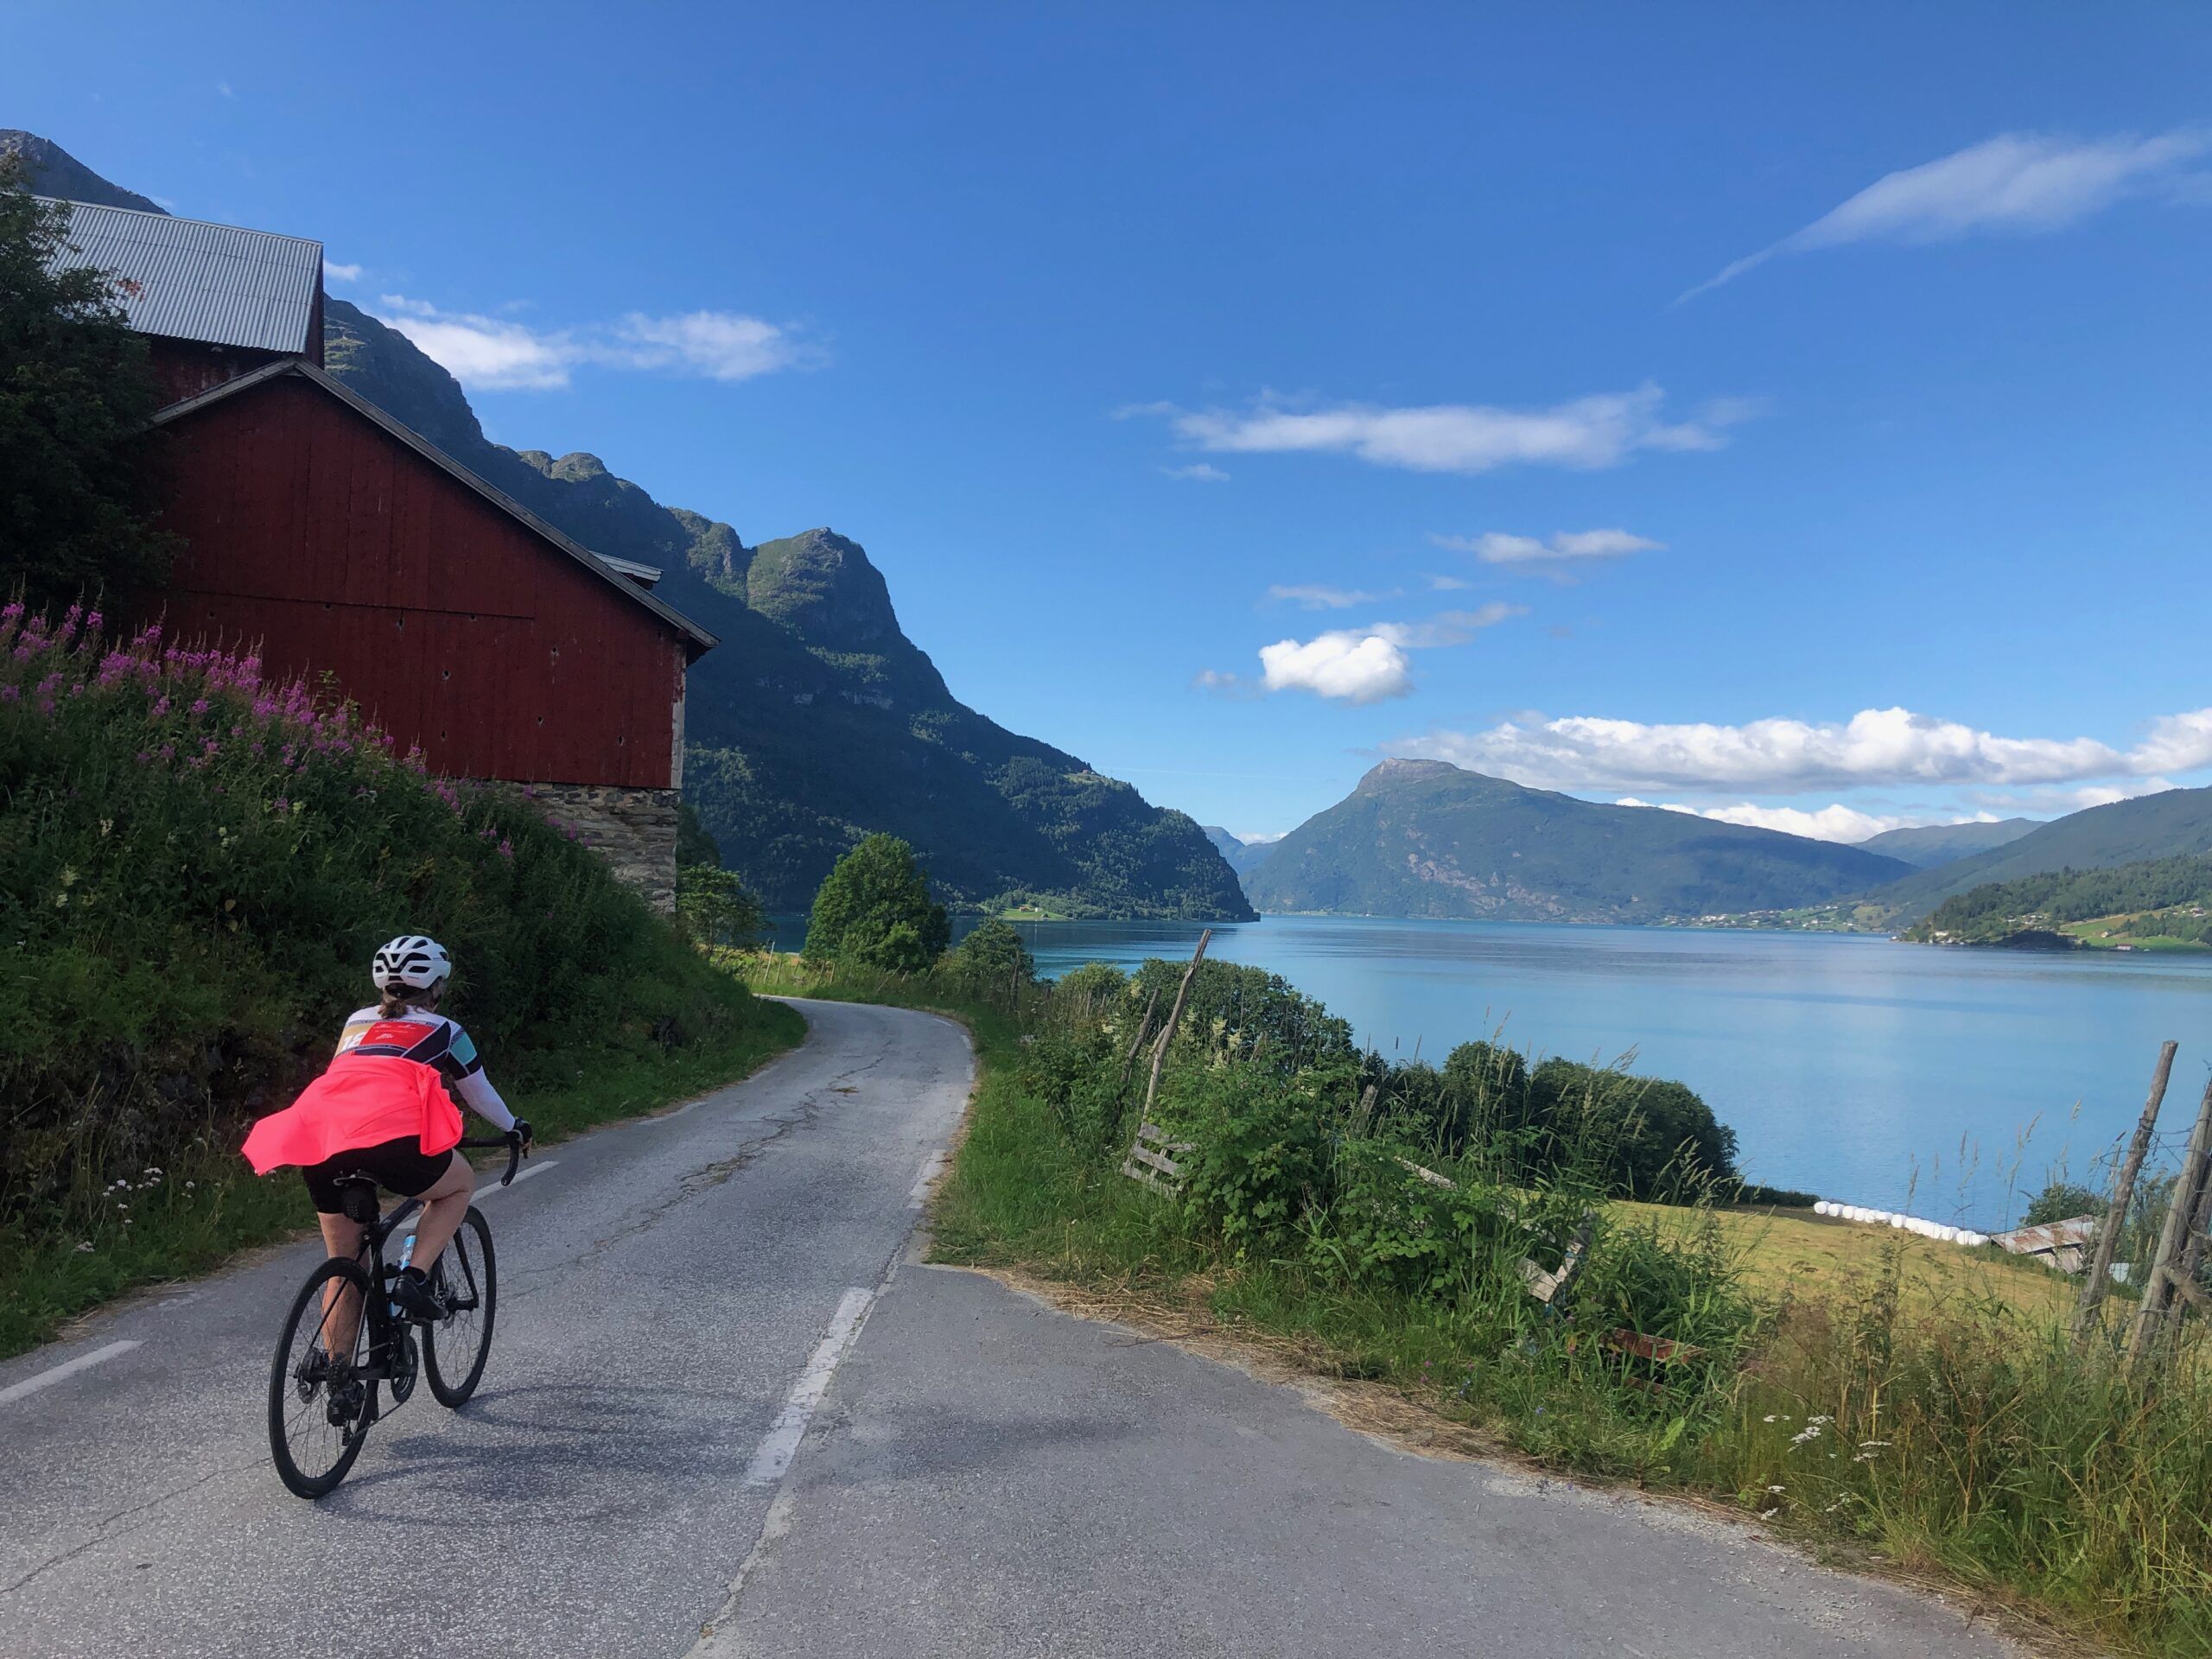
[459,1127,530,1186]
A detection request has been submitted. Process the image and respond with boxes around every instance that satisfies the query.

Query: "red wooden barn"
[41,198,716,910]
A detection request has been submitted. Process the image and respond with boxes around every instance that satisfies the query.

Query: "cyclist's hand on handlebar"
[512,1119,533,1154]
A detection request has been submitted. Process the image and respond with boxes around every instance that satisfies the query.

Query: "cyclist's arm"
[444,1026,518,1134]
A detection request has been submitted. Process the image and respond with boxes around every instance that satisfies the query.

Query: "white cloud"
[1231,830,1287,845]
[1427,574,1474,592]
[322,259,363,284]
[1260,632,1414,704]
[1266,583,1398,610]
[1253,605,1523,705]
[1617,798,1917,842]
[1143,385,1751,476]
[1162,462,1230,482]
[375,295,807,391]
[613,310,801,381]
[1686,130,2212,299]
[218,80,235,99]
[1391,705,2212,794]
[1433,527,1664,566]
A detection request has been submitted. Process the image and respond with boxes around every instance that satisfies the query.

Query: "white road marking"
[0,1340,141,1407]
[907,1148,948,1209]
[744,1288,875,1488]
[471,1158,558,1198]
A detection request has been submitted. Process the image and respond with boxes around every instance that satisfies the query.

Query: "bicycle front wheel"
[268,1256,376,1499]
[424,1206,497,1406]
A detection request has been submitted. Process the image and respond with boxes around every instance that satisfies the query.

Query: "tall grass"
[0,605,801,1351]
[751,947,2212,1654]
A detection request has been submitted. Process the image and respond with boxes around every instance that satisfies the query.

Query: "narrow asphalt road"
[2,1001,2024,1659]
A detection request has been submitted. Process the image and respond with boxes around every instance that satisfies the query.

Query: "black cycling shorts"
[302,1136,454,1212]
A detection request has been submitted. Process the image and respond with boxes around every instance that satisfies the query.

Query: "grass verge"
[737,949,2212,1657]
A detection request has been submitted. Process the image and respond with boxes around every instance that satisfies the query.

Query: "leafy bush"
[1524,1058,1739,1198]
[676,863,769,949]
[1171,1065,1334,1259]
[1129,957,1355,1076]
[804,833,950,971]
[944,918,1035,995]
[0,606,775,1241]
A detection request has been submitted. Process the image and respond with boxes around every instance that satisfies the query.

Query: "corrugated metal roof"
[36,197,321,355]
[1992,1216,2098,1256]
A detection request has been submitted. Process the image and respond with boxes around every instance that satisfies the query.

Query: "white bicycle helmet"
[372,934,453,995]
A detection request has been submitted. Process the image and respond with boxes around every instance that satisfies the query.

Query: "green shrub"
[676,863,769,949]
[1525,1058,1739,1198]
[944,918,1035,995]
[1129,957,1354,1075]
[0,608,777,1249]
[804,833,950,971]
[2024,1178,2102,1226]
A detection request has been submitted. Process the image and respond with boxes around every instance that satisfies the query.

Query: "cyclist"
[244,935,531,1325]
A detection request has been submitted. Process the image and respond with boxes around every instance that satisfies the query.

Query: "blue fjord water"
[770,912,2212,1227]
[1003,916,2212,1229]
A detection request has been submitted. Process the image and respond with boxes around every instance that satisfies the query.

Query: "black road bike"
[266,1132,525,1498]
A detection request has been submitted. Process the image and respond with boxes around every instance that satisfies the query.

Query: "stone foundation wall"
[530,784,680,914]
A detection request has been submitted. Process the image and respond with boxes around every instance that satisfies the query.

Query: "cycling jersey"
[332,1007,515,1132]
[241,1007,514,1177]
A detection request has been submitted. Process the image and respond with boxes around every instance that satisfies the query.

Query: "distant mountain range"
[1866,785,2212,925]
[1202,827,1281,881]
[1852,818,2036,869]
[16,133,1250,920]
[1243,760,1912,924]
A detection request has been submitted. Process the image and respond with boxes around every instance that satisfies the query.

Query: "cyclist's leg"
[302,1162,367,1360]
[405,1153,476,1267]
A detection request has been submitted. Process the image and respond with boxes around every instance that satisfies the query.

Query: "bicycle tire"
[424,1206,497,1406]
[268,1256,377,1499]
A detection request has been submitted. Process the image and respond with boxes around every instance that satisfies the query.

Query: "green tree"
[804,833,949,971]
[0,162,174,607]
[676,800,722,868]
[945,918,1034,992]
[675,864,769,949]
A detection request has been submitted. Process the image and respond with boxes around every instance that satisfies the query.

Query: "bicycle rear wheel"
[268,1257,376,1498]
[424,1206,497,1406]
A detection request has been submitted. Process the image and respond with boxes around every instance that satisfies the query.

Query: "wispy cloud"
[1392,705,2212,794]
[217,80,235,99]
[1616,798,1919,843]
[322,259,363,284]
[375,295,811,391]
[1234,604,1525,706]
[1135,385,1752,476]
[1432,527,1664,569]
[1265,583,1400,611]
[1684,130,2212,300]
[1162,462,1230,482]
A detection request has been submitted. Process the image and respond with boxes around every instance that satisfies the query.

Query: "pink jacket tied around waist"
[241,1053,465,1174]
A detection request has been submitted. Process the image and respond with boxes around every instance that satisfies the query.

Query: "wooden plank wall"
[154,376,687,790]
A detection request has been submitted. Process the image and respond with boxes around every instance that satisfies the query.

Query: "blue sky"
[13,3,2212,841]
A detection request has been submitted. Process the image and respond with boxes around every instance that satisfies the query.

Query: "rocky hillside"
[18,134,1249,919]
[1245,759,1911,923]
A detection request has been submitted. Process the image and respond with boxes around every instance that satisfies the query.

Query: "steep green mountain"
[1904,854,2212,947]
[1866,786,2212,924]
[1202,826,1281,883]
[1,132,163,213]
[1244,759,1912,923]
[24,135,1249,920]
[1854,817,2037,869]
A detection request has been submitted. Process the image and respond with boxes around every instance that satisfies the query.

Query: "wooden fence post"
[1112,985,1163,1099]
[1139,929,1212,1125]
[2075,1040,2177,1344]
[2129,1071,2212,1364]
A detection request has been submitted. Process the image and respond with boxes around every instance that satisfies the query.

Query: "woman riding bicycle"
[243,935,531,1319]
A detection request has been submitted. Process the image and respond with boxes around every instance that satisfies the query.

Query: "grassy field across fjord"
[0,607,803,1357]
[738,943,2212,1658]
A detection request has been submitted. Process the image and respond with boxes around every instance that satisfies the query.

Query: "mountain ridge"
[1246,759,1913,923]
[1853,818,2037,870]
